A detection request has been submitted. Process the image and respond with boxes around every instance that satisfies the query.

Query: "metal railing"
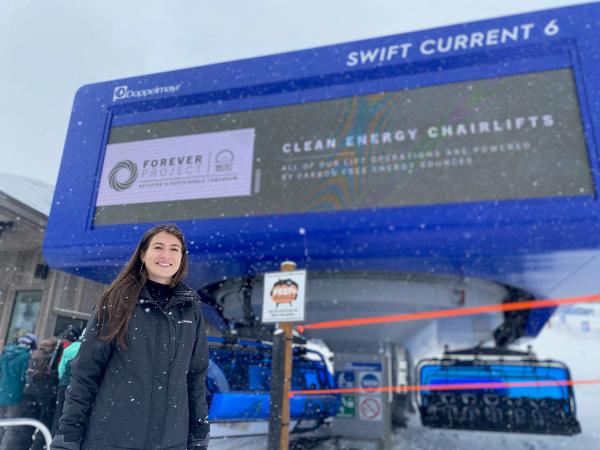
[0,418,52,448]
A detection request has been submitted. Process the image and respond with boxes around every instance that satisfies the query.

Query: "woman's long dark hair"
[96,223,189,348]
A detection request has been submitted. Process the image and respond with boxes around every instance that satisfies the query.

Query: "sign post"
[265,262,306,450]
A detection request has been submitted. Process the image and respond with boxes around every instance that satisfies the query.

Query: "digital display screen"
[94,68,594,225]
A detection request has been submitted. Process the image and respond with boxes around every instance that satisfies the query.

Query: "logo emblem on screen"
[215,149,234,172]
[109,160,138,191]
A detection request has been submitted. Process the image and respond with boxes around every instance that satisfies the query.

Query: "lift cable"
[296,293,600,332]
[289,378,600,397]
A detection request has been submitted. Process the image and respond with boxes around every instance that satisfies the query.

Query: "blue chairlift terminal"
[44,2,600,441]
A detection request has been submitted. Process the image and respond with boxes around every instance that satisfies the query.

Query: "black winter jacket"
[56,282,210,450]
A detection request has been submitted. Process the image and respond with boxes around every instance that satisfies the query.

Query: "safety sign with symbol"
[337,395,356,418]
[358,371,381,389]
[358,395,383,421]
[336,371,356,389]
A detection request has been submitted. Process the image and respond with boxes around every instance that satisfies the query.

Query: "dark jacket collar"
[139,281,198,309]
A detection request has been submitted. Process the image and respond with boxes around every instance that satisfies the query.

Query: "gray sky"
[0,0,592,186]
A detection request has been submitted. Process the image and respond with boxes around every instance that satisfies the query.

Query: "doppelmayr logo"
[113,83,182,102]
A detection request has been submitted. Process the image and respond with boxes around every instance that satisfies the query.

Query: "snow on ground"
[209,322,600,449]
[391,422,598,450]
[209,436,268,449]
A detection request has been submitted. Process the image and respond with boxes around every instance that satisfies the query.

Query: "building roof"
[0,173,54,216]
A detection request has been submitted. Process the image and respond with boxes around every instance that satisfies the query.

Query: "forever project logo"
[108,160,138,191]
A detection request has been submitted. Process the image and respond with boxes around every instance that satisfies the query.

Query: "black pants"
[6,393,57,450]
[0,404,21,450]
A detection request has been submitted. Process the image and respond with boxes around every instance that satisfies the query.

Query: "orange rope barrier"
[296,294,600,333]
[289,378,600,397]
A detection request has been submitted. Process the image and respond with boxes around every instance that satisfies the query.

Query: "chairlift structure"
[44,3,600,440]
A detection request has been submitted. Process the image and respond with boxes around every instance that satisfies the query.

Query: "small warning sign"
[337,395,356,418]
[262,270,306,323]
[358,395,382,421]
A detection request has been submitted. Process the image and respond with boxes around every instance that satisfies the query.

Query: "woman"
[51,224,210,450]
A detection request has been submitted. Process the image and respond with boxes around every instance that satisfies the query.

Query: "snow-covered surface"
[208,321,600,449]
[0,173,53,216]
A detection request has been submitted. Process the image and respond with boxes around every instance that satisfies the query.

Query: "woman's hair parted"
[96,223,189,348]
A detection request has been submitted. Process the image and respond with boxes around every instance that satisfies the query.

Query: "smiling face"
[141,231,183,285]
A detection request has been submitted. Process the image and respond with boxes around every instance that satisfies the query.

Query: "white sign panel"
[261,270,306,323]
[96,128,255,206]
[358,395,383,421]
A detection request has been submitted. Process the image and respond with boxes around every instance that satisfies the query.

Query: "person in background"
[50,330,83,436]
[0,333,37,450]
[51,223,210,450]
[16,336,61,450]
[54,328,81,369]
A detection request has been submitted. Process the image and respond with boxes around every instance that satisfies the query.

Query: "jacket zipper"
[144,310,159,448]
[165,306,176,363]
[137,293,194,448]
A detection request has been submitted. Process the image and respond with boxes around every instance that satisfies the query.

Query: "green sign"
[337,395,356,418]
